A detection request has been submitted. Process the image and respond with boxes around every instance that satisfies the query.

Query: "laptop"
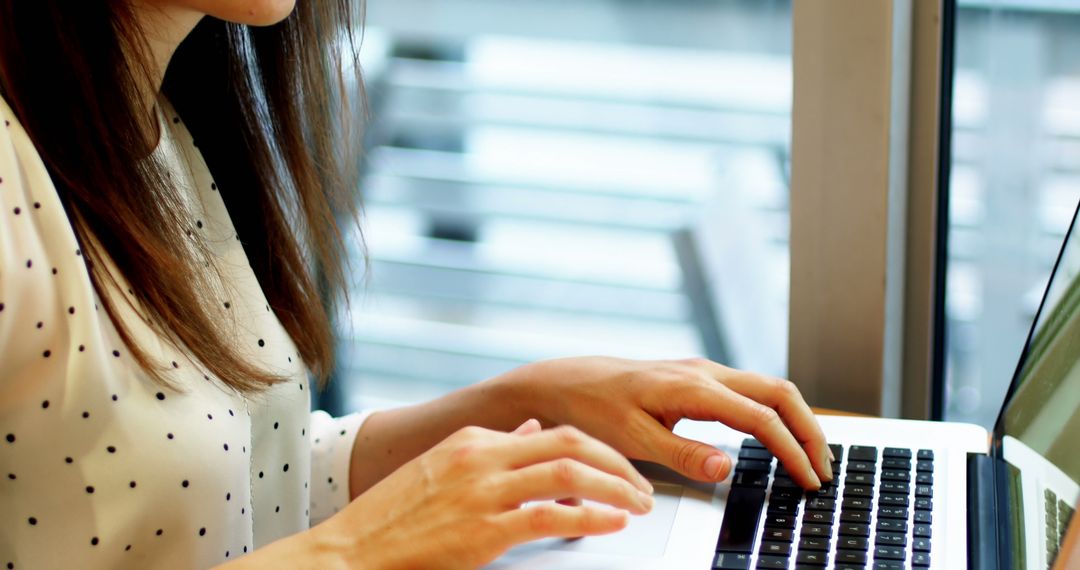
[489,206,1080,569]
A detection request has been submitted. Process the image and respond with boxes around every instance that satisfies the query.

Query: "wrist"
[482,359,559,428]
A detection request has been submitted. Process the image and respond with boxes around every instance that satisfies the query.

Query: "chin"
[190,0,298,26]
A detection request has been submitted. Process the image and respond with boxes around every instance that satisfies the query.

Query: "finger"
[710,369,832,482]
[668,384,821,490]
[496,426,653,494]
[495,459,653,515]
[499,503,629,544]
[634,415,733,483]
[512,418,543,435]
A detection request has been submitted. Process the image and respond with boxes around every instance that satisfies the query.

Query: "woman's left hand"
[499,356,833,490]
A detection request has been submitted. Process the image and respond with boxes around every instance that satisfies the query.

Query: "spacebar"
[715,487,766,553]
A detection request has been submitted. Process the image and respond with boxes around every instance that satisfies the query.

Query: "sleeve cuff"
[308,409,375,526]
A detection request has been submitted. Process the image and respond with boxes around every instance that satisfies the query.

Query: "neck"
[128,3,204,128]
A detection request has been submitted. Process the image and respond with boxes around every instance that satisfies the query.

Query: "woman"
[0,1,833,568]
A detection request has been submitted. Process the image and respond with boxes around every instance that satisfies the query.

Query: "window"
[331,0,795,412]
[945,1,1080,426]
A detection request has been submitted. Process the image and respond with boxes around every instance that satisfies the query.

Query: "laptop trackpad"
[493,482,683,563]
[552,482,682,556]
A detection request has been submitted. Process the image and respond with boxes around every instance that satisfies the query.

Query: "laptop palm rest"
[489,461,717,566]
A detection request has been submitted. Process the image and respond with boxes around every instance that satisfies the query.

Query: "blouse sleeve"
[307,409,376,525]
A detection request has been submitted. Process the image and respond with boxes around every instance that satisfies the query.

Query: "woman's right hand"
[310,419,655,569]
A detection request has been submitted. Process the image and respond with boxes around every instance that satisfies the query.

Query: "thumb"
[640,421,731,482]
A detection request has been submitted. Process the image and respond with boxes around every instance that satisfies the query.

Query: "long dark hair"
[0,2,364,391]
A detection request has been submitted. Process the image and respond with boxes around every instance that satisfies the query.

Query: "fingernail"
[822,448,834,481]
[637,490,655,512]
[704,454,728,481]
[827,447,836,462]
[807,467,822,490]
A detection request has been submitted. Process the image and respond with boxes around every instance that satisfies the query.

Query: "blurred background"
[323,0,1080,430]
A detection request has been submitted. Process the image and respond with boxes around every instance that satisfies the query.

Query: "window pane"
[335,0,794,411]
[945,1,1080,427]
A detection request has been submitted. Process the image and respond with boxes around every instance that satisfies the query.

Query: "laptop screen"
[995,202,1080,566]
[999,202,1080,482]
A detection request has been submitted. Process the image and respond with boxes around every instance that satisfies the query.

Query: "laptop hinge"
[967,453,999,570]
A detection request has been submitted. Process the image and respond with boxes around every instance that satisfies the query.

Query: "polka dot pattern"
[0,97,372,567]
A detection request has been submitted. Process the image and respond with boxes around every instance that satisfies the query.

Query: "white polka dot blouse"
[0,96,372,569]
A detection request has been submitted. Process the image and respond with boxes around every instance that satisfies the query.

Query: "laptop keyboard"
[713,439,935,569]
[1045,488,1075,568]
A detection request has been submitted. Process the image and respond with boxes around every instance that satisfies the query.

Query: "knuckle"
[775,378,801,400]
[528,504,558,534]
[456,425,486,440]
[552,425,583,446]
[551,459,579,490]
[753,404,781,426]
[672,440,701,473]
[448,443,481,470]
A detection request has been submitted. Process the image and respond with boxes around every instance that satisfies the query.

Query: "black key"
[844,485,873,498]
[912,552,931,567]
[882,458,911,470]
[847,461,876,473]
[733,471,770,488]
[759,541,791,556]
[803,510,834,525]
[755,555,788,569]
[873,545,906,560]
[914,497,932,511]
[743,438,766,449]
[796,551,829,566]
[716,488,766,553]
[916,472,934,485]
[771,488,804,502]
[916,460,934,473]
[805,497,836,512]
[917,449,933,461]
[772,477,799,489]
[848,446,878,461]
[835,566,863,570]
[846,472,875,486]
[713,552,751,569]
[838,523,870,537]
[799,536,831,551]
[873,561,904,570]
[876,519,905,533]
[879,481,909,494]
[829,444,844,462]
[915,485,933,498]
[774,464,790,477]
[767,501,799,516]
[881,470,910,482]
[739,447,774,461]
[836,535,869,551]
[765,514,797,529]
[835,550,868,565]
[762,528,794,543]
[735,459,772,473]
[913,537,931,552]
[914,523,932,538]
[808,486,838,500]
[842,497,872,511]
[914,510,932,524]
[875,532,907,546]
[877,506,909,519]
[878,494,909,507]
[801,524,831,538]
[840,510,872,523]
[883,447,912,459]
